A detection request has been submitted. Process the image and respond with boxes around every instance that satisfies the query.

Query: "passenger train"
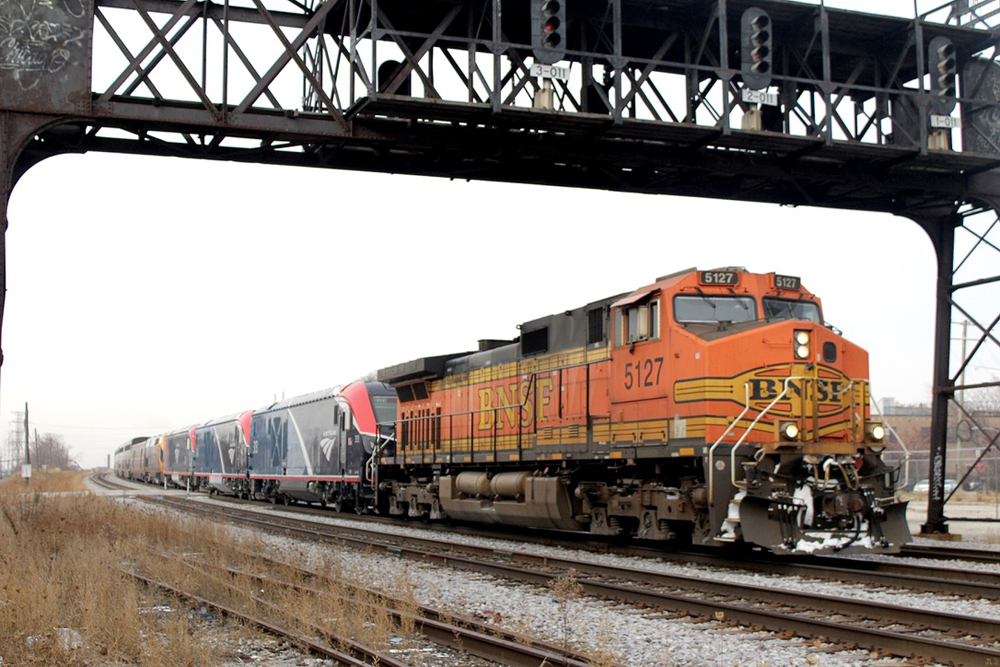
[115,267,910,554]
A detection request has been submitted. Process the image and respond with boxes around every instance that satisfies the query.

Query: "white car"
[912,479,958,493]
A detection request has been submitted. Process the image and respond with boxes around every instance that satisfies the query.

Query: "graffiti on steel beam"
[0,0,90,111]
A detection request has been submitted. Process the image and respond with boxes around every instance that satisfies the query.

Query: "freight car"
[373,268,910,554]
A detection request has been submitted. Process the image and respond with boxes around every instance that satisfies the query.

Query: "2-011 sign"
[742,88,778,106]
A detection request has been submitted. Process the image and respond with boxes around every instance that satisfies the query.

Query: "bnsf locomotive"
[115,268,910,555]
[375,267,908,554]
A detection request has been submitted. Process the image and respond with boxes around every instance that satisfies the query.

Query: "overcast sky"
[3,0,1000,470]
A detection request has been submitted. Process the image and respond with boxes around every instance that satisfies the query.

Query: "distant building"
[880,397,1000,490]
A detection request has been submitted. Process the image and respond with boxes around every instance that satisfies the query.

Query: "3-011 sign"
[742,88,778,106]
[530,63,571,81]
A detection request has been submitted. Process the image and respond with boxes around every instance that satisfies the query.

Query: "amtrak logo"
[320,436,336,460]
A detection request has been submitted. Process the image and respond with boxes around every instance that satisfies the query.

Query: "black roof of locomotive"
[377,292,625,386]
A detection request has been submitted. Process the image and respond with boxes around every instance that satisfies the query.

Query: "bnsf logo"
[477,377,555,431]
[748,377,848,403]
[674,364,854,417]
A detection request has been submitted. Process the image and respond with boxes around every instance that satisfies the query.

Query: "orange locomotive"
[375,268,909,554]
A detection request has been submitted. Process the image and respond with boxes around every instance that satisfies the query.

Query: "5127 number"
[624,357,664,390]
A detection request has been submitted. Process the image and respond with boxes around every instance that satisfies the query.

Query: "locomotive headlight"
[779,421,800,441]
[794,330,811,359]
[866,422,885,442]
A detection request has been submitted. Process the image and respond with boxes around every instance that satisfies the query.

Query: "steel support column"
[0,113,64,377]
[913,207,962,534]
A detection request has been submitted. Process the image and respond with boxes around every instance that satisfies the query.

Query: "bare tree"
[33,433,77,470]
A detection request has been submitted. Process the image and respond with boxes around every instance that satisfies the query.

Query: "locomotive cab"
[612,268,909,553]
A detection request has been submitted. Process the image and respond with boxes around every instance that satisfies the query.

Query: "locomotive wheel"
[283,494,292,506]
[330,494,343,513]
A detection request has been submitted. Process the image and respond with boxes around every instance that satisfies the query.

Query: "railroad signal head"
[741,8,773,91]
[928,36,957,115]
[532,0,567,65]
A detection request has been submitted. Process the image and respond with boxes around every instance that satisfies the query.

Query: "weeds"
[549,568,584,653]
[0,471,423,665]
[0,470,89,496]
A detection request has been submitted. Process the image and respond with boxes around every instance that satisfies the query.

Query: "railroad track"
[134,494,601,666]
[89,472,134,491]
[126,571,409,667]
[204,483,1000,577]
[113,472,1000,571]
[900,541,1000,565]
[139,493,1000,665]
[190,551,605,667]
[187,489,1000,597]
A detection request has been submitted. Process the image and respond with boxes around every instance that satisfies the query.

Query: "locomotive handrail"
[707,383,751,503]
[391,374,538,458]
[870,396,911,490]
[708,376,811,502]
[728,376,810,493]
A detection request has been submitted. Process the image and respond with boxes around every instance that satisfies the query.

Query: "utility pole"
[22,402,30,484]
[6,409,25,478]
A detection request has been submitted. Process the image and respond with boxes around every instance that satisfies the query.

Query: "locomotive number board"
[773,274,801,290]
[700,271,739,285]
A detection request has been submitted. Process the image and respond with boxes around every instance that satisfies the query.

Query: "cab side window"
[616,300,660,345]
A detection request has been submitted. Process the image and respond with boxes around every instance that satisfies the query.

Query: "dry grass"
[0,470,89,495]
[0,481,424,665]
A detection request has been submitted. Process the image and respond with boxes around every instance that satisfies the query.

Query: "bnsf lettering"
[477,377,554,431]
[749,378,846,402]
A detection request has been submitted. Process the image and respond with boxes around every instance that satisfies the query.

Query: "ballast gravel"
[99,482,999,666]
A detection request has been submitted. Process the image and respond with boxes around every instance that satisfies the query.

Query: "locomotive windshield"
[762,297,821,323]
[674,295,757,324]
[371,395,398,425]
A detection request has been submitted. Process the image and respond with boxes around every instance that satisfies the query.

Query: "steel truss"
[2,0,1000,531]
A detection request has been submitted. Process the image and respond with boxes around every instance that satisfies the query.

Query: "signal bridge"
[1,0,999,534]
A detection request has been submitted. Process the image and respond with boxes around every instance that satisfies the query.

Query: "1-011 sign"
[930,115,961,129]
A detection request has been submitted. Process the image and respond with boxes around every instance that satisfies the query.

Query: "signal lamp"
[532,0,567,65]
[928,36,957,115]
[741,8,774,90]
